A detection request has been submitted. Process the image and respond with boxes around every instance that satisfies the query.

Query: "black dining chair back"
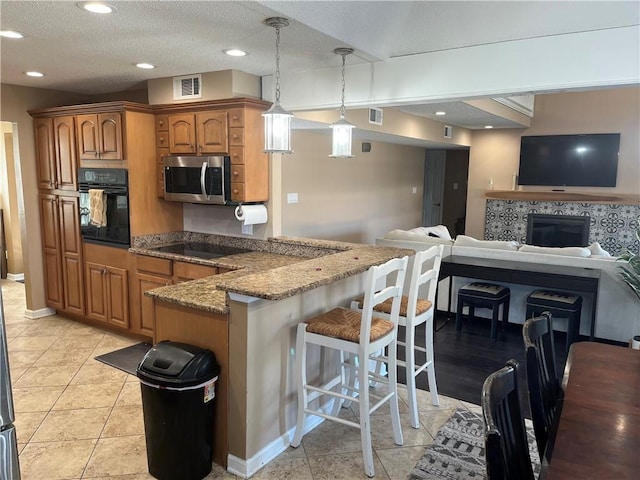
[482,359,535,480]
[523,311,561,458]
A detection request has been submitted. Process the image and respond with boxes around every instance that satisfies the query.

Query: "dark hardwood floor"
[397,312,570,417]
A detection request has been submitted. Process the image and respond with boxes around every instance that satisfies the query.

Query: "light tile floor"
[2,279,480,479]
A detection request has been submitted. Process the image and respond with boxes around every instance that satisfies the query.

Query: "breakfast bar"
[135,233,413,476]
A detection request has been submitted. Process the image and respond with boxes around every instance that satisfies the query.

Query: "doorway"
[423,149,469,236]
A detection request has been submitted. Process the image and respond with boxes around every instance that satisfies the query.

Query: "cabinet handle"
[95,151,98,157]
[159,136,165,143]
[232,115,239,121]
[54,181,59,189]
[233,188,239,194]
[159,120,164,127]
[102,268,107,275]
[232,134,239,140]
[233,170,239,177]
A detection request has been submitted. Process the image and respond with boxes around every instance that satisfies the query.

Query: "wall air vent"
[368,107,383,125]
[444,125,452,139]
[173,74,202,100]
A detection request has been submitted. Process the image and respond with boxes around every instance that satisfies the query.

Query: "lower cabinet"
[83,243,130,329]
[131,255,218,337]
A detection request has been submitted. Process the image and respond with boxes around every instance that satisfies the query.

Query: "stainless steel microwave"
[163,155,231,204]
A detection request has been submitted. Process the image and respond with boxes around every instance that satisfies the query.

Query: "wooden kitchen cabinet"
[84,243,130,330]
[155,98,270,203]
[39,193,85,316]
[167,111,228,155]
[131,254,219,337]
[34,116,78,191]
[76,112,123,161]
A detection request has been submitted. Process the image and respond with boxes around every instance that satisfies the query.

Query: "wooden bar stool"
[456,282,510,340]
[526,290,582,353]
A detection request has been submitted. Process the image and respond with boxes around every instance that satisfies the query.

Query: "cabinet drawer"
[155,115,169,132]
[137,255,172,276]
[156,132,169,148]
[228,109,244,127]
[173,261,218,281]
[229,147,244,165]
[230,164,245,182]
[229,127,244,147]
[230,182,245,202]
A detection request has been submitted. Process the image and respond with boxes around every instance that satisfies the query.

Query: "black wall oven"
[78,168,130,247]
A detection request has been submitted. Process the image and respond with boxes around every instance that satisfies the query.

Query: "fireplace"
[526,214,590,247]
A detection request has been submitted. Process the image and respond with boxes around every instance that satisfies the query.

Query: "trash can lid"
[136,340,220,388]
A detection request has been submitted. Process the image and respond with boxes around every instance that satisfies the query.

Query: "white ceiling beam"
[263,26,640,111]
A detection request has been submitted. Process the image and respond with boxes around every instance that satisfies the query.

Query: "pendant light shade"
[263,17,293,154]
[330,47,355,158]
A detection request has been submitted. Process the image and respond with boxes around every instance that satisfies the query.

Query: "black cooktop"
[150,242,250,259]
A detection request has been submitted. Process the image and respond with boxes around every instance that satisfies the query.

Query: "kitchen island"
[131,233,413,476]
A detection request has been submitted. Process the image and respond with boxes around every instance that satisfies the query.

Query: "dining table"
[541,341,640,479]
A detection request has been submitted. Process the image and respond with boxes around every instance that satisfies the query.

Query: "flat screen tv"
[518,133,620,187]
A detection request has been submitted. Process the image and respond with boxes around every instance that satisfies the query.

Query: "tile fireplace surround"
[485,199,640,256]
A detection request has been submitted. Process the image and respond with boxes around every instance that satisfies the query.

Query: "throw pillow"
[383,229,454,245]
[588,242,611,257]
[410,225,452,240]
[454,235,520,251]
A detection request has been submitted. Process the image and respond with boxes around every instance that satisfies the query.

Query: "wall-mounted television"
[517,133,620,187]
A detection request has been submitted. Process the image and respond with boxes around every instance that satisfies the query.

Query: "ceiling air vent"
[368,107,383,125]
[173,74,202,100]
[444,125,453,139]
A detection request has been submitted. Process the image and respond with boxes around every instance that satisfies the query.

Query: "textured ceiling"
[1,0,638,131]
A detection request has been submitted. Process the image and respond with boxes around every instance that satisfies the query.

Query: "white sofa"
[376,229,640,344]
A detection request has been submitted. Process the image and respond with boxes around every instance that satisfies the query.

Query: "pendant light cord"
[275,26,282,104]
[339,53,346,118]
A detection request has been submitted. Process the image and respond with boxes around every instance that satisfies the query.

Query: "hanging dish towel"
[89,189,107,227]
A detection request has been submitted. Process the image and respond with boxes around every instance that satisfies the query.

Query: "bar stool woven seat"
[526,290,582,353]
[305,308,393,342]
[456,282,511,340]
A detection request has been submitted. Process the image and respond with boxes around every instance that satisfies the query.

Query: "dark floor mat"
[94,342,152,376]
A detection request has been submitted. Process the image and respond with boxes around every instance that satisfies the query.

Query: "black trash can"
[137,340,220,480]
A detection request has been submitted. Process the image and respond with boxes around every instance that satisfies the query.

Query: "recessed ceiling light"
[435,111,446,116]
[224,49,247,57]
[484,125,494,129]
[136,63,156,69]
[78,2,115,14]
[0,30,25,39]
[26,71,44,77]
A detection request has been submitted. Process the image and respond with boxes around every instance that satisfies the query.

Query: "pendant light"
[263,17,293,154]
[330,47,355,158]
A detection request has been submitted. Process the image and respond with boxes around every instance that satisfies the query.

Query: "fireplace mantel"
[485,190,640,204]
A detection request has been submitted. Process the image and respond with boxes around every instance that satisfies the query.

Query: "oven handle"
[200,162,207,196]
[79,185,128,195]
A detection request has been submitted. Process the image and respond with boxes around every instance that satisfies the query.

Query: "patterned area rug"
[408,408,540,479]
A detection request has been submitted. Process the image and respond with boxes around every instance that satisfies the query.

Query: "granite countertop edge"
[134,233,413,311]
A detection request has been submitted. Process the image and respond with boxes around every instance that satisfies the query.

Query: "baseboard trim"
[24,307,56,319]
[226,400,333,478]
[6,273,24,282]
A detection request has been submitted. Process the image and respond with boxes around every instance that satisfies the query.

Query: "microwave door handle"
[200,162,208,196]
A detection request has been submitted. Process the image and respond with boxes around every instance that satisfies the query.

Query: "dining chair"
[522,311,562,459]
[349,244,444,428]
[291,256,408,478]
[482,359,535,480]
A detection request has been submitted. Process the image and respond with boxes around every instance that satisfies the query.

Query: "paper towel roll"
[234,204,268,226]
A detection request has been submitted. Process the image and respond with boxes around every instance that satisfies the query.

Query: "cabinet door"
[168,113,196,154]
[59,197,84,316]
[196,111,228,154]
[34,118,55,190]
[39,193,63,309]
[85,261,108,322]
[107,266,129,328]
[98,113,123,160]
[53,116,78,190]
[76,114,100,160]
[136,273,171,337]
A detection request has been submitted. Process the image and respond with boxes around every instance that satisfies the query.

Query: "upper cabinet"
[34,116,78,191]
[76,112,123,161]
[168,111,228,155]
[154,98,270,203]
